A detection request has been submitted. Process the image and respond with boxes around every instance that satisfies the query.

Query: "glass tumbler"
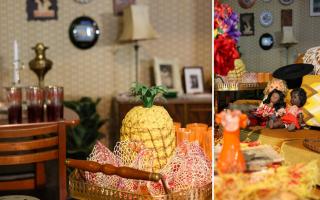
[176,128,192,146]
[186,123,208,148]
[26,86,44,123]
[45,86,64,121]
[6,87,22,124]
[204,127,212,161]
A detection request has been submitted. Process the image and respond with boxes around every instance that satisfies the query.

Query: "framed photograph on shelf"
[240,13,254,36]
[113,0,136,16]
[153,57,183,94]
[310,0,320,16]
[183,67,204,94]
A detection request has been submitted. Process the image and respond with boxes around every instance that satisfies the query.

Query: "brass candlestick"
[29,43,52,88]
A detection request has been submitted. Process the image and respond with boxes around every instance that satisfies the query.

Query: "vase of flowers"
[214,1,241,76]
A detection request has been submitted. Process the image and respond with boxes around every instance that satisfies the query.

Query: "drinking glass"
[204,127,212,160]
[173,122,181,132]
[176,128,192,146]
[26,86,44,123]
[6,87,22,124]
[45,86,64,121]
[186,123,208,148]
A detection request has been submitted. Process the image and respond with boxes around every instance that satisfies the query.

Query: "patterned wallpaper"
[0,0,211,138]
[222,0,320,73]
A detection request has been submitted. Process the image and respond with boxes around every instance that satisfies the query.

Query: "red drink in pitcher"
[26,86,44,123]
[46,104,63,122]
[27,104,44,123]
[8,105,22,124]
[6,87,22,124]
[45,86,64,122]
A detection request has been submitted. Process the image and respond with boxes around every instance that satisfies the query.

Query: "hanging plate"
[69,16,100,49]
[279,0,294,5]
[260,10,273,27]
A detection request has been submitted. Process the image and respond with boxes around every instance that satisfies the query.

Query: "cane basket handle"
[65,159,162,182]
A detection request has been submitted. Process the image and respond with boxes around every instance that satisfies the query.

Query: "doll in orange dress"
[249,89,286,126]
[269,88,307,131]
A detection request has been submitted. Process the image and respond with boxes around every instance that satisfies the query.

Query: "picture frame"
[26,0,58,21]
[281,9,293,26]
[113,0,136,16]
[240,13,254,36]
[153,57,183,94]
[310,0,320,16]
[183,67,204,94]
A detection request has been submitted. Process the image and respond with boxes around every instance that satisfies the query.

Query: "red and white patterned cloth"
[281,106,303,129]
[254,104,275,117]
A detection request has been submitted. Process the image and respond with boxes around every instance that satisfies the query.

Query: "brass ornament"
[29,43,52,87]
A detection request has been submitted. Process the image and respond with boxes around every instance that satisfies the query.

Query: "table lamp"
[280,26,298,65]
[118,5,158,83]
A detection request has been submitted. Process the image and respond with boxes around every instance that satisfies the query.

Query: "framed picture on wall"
[26,0,58,21]
[240,13,254,36]
[113,0,136,16]
[183,67,204,94]
[310,0,320,16]
[153,58,183,94]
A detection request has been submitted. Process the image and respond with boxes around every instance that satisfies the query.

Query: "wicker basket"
[303,139,320,153]
[67,160,212,200]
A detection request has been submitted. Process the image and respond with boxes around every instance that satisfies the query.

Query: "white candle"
[13,40,20,85]
[14,40,19,61]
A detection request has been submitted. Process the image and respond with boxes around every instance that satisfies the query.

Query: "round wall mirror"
[69,16,100,49]
[259,33,274,50]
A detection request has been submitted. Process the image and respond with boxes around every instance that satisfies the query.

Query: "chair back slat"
[0,136,58,152]
[0,124,58,138]
[0,149,58,165]
[0,121,68,199]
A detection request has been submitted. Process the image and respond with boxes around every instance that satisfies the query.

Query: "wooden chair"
[0,122,67,200]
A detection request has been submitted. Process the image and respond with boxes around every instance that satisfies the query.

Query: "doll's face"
[291,92,300,106]
[270,92,280,104]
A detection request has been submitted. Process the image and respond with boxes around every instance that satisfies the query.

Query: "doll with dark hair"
[249,89,286,126]
[269,88,307,131]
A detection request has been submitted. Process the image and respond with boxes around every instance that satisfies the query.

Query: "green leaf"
[130,83,168,108]
[65,97,107,159]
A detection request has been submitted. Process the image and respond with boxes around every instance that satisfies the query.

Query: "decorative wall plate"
[69,16,100,49]
[238,0,257,9]
[259,33,274,50]
[259,11,273,27]
[74,0,93,3]
[279,0,294,5]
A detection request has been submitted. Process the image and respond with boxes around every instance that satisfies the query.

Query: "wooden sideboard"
[214,82,267,112]
[110,93,212,147]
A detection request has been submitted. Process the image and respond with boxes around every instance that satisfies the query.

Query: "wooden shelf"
[214,82,268,91]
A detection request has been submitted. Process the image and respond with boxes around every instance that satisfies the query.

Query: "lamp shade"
[119,5,158,42]
[280,26,298,45]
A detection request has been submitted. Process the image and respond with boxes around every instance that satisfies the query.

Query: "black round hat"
[273,64,314,89]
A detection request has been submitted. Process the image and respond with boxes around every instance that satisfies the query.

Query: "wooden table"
[0,107,79,127]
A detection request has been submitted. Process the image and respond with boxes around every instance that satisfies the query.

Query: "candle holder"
[29,43,52,88]
[12,60,25,86]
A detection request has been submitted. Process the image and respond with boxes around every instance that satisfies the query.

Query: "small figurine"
[269,88,307,131]
[249,89,286,126]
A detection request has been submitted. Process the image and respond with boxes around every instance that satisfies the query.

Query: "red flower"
[214,35,239,76]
